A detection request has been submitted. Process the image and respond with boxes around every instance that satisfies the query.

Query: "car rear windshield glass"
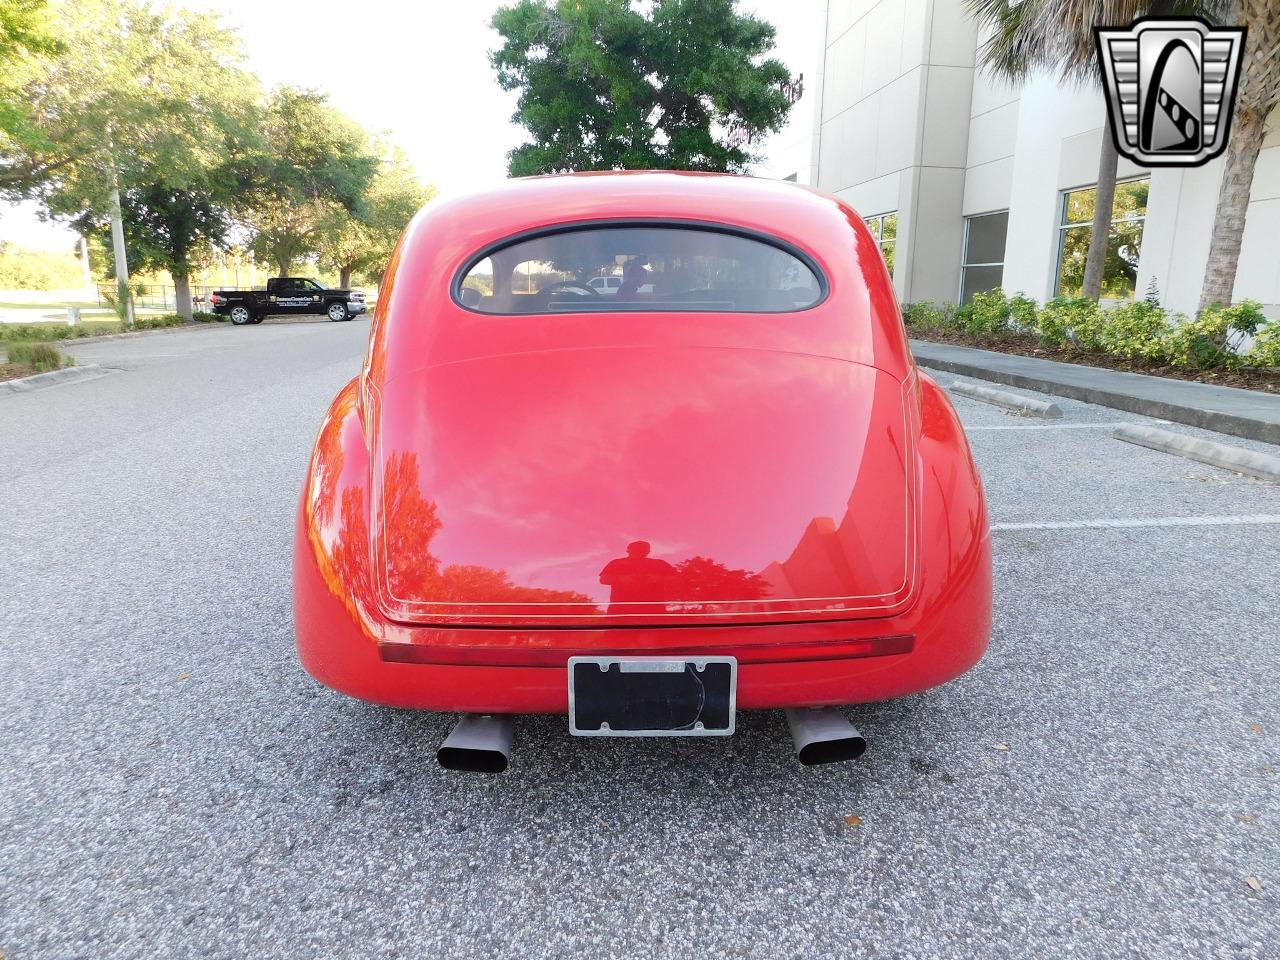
[456,225,824,314]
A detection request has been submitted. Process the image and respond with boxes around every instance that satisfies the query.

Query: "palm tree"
[967,0,1230,303]
[1198,0,1280,311]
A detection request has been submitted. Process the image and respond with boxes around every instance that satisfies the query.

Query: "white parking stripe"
[992,515,1280,531]
[966,422,1147,431]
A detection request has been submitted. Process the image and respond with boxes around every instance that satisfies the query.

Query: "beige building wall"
[812,0,1280,317]
[815,0,977,304]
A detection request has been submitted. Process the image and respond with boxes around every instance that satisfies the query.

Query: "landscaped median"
[904,291,1280,394]
[0,310,223,345]
[0,339,114,393]
[0,311,230,386]
[2,340,74,382]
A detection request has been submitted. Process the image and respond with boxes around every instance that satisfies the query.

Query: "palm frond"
[966,0,1051,81]
[970,0,1240,84]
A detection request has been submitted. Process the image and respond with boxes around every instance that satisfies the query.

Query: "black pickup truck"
[209,277,367,325]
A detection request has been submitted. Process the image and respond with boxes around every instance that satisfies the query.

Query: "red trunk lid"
[370,346,917,626]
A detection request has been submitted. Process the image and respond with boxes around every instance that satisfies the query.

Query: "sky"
[0,0,821,250]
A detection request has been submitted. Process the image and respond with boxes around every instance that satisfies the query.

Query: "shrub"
[0,312,197,342]
[965,290,1011,336]
[1246,318,1280,369]
[1008,293,1037,333]
[1094,301,1172,361]
[6,341,72,373]
[1035,297,1098,347]
[902,300,956,334]
[1069,302,1112,351]
[130,313,187,332]
[1164,300,1266,369]
[906,289,1276,374]
[0,323,92,342]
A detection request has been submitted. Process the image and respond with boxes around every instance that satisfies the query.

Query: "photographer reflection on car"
[599,540,676,613]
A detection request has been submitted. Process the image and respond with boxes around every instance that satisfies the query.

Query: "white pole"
[108,177,134,326]
[78,236,92,289]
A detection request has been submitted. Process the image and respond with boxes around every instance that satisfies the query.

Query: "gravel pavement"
[2,321,1277,959]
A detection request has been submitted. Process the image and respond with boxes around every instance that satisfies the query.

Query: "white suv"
[588,276,622,296]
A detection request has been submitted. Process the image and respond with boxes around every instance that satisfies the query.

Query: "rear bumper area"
[294,510,991,713]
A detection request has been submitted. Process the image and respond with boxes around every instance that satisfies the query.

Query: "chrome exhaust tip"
[437,714,514,773]
[785,708,867,766]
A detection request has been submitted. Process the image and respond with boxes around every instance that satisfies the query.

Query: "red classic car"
[294,172,991,771]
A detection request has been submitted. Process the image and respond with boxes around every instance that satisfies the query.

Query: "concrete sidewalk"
[910,339,1280,444]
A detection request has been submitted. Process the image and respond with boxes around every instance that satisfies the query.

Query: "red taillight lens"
[210,293,221,304]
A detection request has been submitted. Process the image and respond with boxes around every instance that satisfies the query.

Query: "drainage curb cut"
[0,364,107,394]
[950,381,1063,419]
[1113,424,1280,483]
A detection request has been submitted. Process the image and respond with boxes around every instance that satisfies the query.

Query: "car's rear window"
[455,224,825,314]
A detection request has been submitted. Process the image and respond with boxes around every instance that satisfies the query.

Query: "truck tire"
[327,301,349,322]
[230,305,253,325]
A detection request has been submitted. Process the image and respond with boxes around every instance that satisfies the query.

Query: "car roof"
[416,171,843,242]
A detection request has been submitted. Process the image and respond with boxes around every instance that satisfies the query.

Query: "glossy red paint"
[294,172,991,713]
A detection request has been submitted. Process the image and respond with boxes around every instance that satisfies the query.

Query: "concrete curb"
[950,380,1063,419]
[0,364,108,394]
[910,340,1280,445]
[1114,424,1280,482]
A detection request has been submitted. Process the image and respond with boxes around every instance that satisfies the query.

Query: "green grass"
[0,300,172,323]
[0,298,100,310]
[0,312,223,342]
[5,341,73,373]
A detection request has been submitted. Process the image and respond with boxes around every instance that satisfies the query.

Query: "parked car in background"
[294,172,992,772]
[210,277,366,325]
[588,274,654,296]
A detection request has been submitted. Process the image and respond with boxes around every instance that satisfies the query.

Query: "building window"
[864,213,896,276]
[960,211,1008,303]
[1056,178,1149,299]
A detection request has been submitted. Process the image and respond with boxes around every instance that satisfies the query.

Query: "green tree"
[967,0,1229,303]
[0,0,62,194]
[4,0,261,321]
[318,147,435,288]
[59,6,259,319]
[238,88,378,277]
[490,0,794,175]
[0,0,55,62]
[88,182,238,319]
[1198,0,1280,311]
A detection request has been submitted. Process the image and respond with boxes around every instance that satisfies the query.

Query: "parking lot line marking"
[966,422,1144,431]
[992,515,1280,531]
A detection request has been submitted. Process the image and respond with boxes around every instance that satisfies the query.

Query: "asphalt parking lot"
[2,320,1277,959]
